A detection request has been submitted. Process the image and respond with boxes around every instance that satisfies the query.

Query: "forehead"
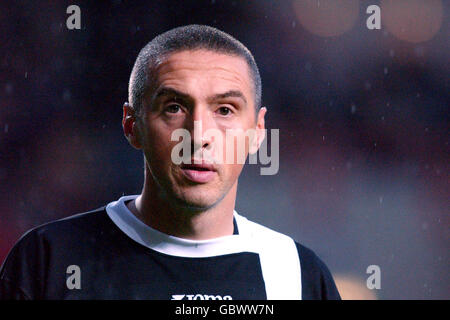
[152,49,253,101]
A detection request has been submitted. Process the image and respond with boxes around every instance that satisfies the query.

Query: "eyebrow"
[152,87,247,105]
[208,90,247,105]
[152,87,191,102]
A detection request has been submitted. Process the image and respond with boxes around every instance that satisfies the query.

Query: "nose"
[186,105,216,154]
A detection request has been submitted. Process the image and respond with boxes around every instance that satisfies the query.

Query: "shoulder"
[37,206,108,234]
[17,206,109,244]
[236,214,340,300]
[235,213,294,245]
[0,206,111,299]
[1,206,110,275]
[295,242,341,300]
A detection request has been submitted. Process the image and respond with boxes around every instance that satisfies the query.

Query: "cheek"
[221,163,245,186]
[219,131,251,165]
[143,125,176,166]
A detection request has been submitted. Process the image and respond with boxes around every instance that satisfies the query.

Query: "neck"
[127,168,236,240]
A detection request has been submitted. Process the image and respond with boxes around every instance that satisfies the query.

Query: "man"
[0,25,340,300]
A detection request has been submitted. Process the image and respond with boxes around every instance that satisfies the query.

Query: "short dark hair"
[128,24,262,116]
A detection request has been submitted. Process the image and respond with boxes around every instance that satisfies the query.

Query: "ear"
[249,107,267,154]
[122,102,143,150]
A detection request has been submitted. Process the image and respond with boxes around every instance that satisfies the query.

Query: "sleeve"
[0,228,48,300]
[295,242,341,300]
[0,277,31,300]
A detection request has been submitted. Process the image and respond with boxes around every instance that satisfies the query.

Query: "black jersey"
[0,195,340,300]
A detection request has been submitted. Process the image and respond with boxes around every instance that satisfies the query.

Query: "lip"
[181,161,217,171]
[180,161,217,183]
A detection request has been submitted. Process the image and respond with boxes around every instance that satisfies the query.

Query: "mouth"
[180,161,217,183]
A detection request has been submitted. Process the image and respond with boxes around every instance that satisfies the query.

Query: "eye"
[217,106,232,116]
[165,104,182,114]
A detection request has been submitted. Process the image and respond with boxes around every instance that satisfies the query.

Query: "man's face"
[130,49,265,210]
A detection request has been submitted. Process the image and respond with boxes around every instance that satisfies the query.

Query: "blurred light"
[381,0,443,43]
[333,274,378,300]
[292,0,360,37]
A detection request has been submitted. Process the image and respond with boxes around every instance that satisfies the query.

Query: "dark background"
[0,0,448,299]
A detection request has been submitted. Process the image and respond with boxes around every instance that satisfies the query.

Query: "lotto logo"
[171,294,232,300]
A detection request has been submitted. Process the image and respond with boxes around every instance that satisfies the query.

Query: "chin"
[170,190,221,212]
